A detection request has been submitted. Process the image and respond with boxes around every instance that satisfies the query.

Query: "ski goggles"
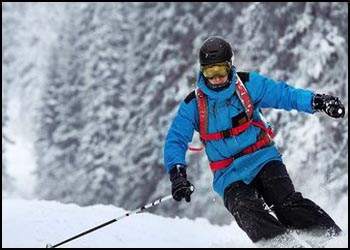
[201,62,230,79]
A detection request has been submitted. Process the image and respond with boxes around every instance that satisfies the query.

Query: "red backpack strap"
[188,88,206,152]
[235,74,253,120]
[196,88,208,137]
[209,120,275,172]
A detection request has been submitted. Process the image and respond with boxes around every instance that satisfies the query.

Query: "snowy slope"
[2,198,251,248]
[2,198,348,248]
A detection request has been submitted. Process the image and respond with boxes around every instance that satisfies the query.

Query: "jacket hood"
[197,67,237,100]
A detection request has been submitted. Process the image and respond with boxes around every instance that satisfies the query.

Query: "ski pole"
[45,194,173,248]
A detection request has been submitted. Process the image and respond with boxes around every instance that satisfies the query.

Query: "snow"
[2,198,348,248]
[2,198,251,248]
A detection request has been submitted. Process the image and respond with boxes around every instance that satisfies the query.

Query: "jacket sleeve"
[247,71,314,113]
[164,97,198,174]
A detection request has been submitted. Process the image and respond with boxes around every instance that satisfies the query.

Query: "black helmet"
[199,36,234,66]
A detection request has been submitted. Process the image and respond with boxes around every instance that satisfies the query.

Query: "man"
[164,36,344,245]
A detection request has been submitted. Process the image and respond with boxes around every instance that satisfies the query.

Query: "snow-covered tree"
[35,4,89,201]
[72,3,130,205]
[35,3,132,206]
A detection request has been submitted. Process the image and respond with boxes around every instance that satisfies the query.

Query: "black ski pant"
[223,160,342,242]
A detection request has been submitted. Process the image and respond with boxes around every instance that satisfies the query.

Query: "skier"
[164,36,344,245]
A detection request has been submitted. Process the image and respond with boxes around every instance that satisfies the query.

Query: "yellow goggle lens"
[202,63,229,79]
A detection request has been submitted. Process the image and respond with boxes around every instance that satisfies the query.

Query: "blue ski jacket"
[164,69,315,197]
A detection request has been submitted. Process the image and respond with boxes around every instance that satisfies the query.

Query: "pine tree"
[35,3,132,206]
[74,3,130,205]
[35,4,85,201]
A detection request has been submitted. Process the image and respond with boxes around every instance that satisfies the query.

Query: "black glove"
[312,94,345,118]
[169,165,194,202]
